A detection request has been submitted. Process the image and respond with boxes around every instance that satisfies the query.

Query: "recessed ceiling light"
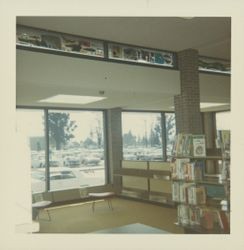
[178,17,195,20]
[39,95,107,104]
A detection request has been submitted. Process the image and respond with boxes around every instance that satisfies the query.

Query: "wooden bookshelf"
[115,160,173,206]
[114,168,171,179]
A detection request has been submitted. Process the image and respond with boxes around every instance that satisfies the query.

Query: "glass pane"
[16,109,46,194]
[108,43,175,67]
[165,113,176,160]
[216,111,230,131]
[122,112,163,161]
[198,56,231,74]
[17,25,104,57]
[48,110,105,191]
[215,111,231,157]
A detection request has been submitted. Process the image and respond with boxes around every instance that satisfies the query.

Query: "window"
[48,110,105,191]
[122,112,163,161]
[16,108,106,193]
[216,111,230,131]
[165,113,176,159]
[108,43,175,68]
[17,25,104,58]
[122,112,176,161]
[16,109,46,193]
[215,111,231,155]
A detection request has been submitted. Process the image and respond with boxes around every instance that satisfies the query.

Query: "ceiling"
[16,17,231,111]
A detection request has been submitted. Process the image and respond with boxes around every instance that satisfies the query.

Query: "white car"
[31,167,82,193]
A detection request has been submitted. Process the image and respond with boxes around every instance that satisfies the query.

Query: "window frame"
[121,110,176,162]
[17,106,108,193]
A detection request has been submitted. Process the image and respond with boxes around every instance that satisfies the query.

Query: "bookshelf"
[171,133,230,234]
[114,160,173,205]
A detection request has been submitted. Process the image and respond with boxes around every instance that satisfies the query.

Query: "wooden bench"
[88,192,115,212]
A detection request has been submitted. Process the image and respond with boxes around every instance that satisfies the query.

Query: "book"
[172,182,180,202]
[178,204,189,225]
[179,183,193,203]
[187,185,206,205]
[200,208,214,230]
[218,211,230,231]
[192,135,206,157]
[189,206,201,226]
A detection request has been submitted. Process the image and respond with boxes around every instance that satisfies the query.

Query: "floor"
[36,198,184,234]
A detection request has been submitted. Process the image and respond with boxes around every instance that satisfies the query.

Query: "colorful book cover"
[192,135,206,157]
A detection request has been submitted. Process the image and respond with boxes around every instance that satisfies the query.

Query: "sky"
[16,109,103,141]
[122,112,161,137]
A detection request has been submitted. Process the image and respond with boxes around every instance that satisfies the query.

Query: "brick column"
[174,49,203,134]
[106,108,123,193]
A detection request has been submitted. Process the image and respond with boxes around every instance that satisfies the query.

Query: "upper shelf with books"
[172,134,207,158]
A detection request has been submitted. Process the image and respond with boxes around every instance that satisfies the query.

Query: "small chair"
[32,193,52,221]
[88,192,115,212]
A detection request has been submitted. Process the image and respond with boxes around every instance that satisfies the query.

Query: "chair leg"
[107,199,113,210]
[92,201,95,212]
[32,208,38,220]
[46,209,51,221]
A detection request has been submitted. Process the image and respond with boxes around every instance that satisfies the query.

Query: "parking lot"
[31,148,105,193]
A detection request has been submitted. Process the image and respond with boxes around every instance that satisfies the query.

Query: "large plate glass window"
[48,110,105,191]
[16,109,46,194]
[122,112,163,161]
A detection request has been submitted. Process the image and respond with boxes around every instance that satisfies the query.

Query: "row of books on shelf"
[177,204,229,231]
[171,158,203,181]
[172,133,206,157]
[172,182,206,205]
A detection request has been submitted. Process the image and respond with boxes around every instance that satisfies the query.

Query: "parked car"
[31,167,81,193]
[81,156,101,166]
[49,157,60,167]
[31,155,45,168]
[63,155,81,167]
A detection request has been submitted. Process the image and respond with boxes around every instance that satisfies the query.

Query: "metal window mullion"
[103,110,109,184]
[161,112,167,161]
[44,109,50,191]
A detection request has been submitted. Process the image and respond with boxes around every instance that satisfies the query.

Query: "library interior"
[15,16,231,234]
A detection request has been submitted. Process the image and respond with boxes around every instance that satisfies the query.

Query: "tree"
[141,135,148,147]
[83,137,96,148]
[149,127,160,146]
[150,119,161,147]
[165,114,176,143]
[94,118,103,148]
[48,112,77,150]
[123,130,137,147]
